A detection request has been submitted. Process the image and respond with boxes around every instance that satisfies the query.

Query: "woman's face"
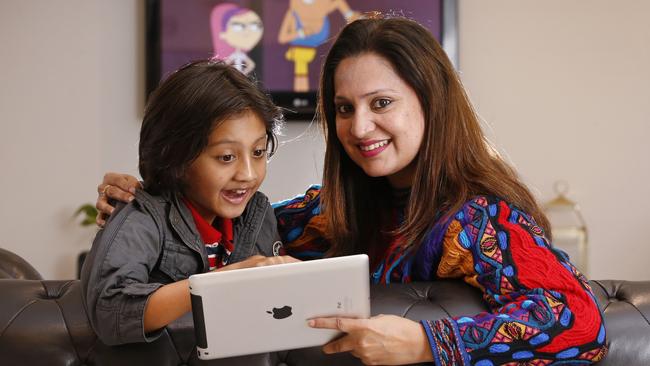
[333,53,425,189]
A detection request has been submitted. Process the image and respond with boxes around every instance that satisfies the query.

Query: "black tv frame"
[145,0,458,121]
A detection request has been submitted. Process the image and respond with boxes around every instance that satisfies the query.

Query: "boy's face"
[183,110,268,223]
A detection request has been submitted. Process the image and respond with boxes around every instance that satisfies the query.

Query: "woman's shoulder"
[272,185,326,248]
[450,195,535,223]
[442,195,547,249]
[272,184,322,213]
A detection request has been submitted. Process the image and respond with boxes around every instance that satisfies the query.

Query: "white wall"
[459,0,650,280]
[0,0,648,280]
[0,1,143,279]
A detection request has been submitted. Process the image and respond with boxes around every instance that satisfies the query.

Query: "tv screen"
[146,0,457,120]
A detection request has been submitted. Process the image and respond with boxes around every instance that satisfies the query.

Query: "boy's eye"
[253,149,267,158]
[218,154,235,162]
[372,98,392,109]
[336,104,353,115]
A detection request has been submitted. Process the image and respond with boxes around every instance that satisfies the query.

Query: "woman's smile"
[358,139,391,157]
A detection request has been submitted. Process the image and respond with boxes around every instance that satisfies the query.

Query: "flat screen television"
[146,0,458,120]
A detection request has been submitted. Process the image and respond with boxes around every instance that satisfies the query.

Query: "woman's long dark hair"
[317,16,551,256]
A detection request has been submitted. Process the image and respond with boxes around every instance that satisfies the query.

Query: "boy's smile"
[183,110,268,223]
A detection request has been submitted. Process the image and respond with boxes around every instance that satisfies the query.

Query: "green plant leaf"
[74,203,99,227]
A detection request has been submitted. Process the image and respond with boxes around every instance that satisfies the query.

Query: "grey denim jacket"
[80,189,280,346]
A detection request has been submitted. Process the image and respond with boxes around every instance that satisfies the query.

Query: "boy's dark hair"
[139,60,283,195]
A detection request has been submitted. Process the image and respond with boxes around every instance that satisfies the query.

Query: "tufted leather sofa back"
[0,278,648,365]
[0,247,42,280]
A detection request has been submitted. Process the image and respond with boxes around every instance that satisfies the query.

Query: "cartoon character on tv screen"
[278,0,359,92]
[210,3,263,75]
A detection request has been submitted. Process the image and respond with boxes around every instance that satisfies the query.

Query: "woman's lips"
[358,139,390,158]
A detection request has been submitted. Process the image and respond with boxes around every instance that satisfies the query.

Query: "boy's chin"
[218,207,246,220]
[216,201,250,219]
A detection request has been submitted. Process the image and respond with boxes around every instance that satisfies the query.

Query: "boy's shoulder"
[101,189,174,234]
[104,190,158,226]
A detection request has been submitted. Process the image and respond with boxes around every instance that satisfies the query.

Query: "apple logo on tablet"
[266,306,292,319]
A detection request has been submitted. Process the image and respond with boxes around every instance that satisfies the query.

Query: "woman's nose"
[349,109,376,138]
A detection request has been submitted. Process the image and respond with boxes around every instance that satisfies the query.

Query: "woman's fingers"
[96,212,108,227]
[95,187,115,227]
[95,173,140,226]
[102,172,141,194]
[98,172,140,203]
[322,335,357,354]
[98,183,134,204]
[308,317,367,332]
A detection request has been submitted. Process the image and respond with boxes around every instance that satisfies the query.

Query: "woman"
[97,15,607,366]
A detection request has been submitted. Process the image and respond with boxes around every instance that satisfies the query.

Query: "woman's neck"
[390,186,411,208]
[386,160,417,189]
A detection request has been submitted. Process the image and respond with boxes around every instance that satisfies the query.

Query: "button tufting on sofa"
[1,248,649,365]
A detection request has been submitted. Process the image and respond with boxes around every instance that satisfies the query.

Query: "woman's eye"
[372,98,392,109]
[218,154,235,162]
[336,104,353,115]
[253,149,267,158]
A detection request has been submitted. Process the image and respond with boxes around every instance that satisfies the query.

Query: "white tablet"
[188,254,371,360]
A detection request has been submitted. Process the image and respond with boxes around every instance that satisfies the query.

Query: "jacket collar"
[133,189,270,269]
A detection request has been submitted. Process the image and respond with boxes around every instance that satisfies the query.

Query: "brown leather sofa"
[1,247,648,365]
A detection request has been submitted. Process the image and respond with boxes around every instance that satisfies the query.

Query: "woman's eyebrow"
[335,88,398,100]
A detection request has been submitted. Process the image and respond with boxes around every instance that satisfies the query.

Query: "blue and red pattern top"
[273,185,607,366]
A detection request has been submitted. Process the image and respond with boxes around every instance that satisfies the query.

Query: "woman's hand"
[308,314,433,365]
[96,172,141,226]
[216,255,301,271]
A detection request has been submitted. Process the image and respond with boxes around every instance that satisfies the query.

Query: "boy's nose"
[234,156,256,182]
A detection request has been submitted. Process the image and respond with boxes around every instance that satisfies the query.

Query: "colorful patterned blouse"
[273,185,607,366]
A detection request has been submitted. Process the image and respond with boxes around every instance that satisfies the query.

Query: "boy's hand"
[96,172,141,226]
[216,255,301,271]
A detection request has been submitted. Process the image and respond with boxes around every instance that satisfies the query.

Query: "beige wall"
[0,0,648,280]
[459,0,650,280]
[0,1,141,279]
